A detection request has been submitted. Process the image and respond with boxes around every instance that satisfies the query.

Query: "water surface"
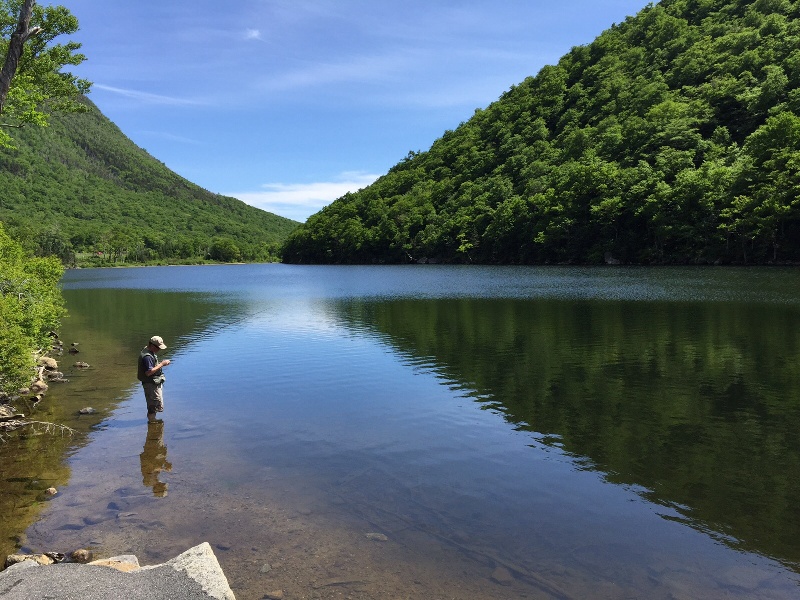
[8,265,800,599]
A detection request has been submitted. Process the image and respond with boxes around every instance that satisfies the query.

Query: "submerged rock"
[491,566,514,586]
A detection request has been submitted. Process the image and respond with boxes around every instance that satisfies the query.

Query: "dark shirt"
[138,347,162,383]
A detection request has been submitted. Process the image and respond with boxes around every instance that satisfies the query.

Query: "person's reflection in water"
[140,420,172,497]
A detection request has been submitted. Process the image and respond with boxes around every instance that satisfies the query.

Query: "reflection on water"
[140,421,171,497]
[335,297,800,566]
[6,265,800,599]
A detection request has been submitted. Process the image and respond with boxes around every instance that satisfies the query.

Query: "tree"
[0,221,64,394]
[0,0,90,147]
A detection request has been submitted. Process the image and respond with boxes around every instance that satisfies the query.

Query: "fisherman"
[138,335,171,422]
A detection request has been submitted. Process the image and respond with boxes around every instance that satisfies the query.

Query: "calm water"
[6,265,800,599]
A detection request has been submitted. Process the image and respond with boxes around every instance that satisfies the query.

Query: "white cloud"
[93,84,205,106]
[227,172,380,222]
[244,28,262,40]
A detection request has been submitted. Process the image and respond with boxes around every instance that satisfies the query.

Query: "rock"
[37,357,59,370]
[89,555,141,572]
[45,487,57,496]
[5,553,55,568]
[264,591,284,600]
[74,362,90,369]
[78,407,97,414]
[83,512,114,526]
[70,548,93,563]
[491,566,514,586]
[43,552,65,563]
[259,563,273,574]
[365,532,388,542]
[30,380,48,394]
[0,404,23,421]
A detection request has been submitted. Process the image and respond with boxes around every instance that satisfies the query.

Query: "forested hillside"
[283,0,800,265]
[0,97,298,264]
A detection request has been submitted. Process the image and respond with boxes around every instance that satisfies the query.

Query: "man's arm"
[144,355,170,377]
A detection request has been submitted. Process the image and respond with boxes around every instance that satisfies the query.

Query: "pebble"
[45,487,57,496]
[260,563,273,574]
[78,407,96,414]
[365,532,388,542]
[264,590,284,600]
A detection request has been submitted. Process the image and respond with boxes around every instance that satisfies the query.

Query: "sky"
[59,0,651,222]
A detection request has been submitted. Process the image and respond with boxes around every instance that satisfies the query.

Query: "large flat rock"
[0,542,235,600]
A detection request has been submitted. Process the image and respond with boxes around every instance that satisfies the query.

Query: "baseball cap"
[150,335,167,349]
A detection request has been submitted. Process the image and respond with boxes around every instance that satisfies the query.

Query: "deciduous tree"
[0,0,90,146]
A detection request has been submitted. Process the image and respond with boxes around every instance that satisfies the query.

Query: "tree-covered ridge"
[0,96,299,264]
[283,0,800,265]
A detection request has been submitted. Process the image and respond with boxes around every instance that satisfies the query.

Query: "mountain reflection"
[335,297,800,569]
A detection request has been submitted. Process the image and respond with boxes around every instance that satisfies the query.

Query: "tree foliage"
[0,97,299,264]
[0,221,63,394]
[284,0,800,265]
[0,0,91,147]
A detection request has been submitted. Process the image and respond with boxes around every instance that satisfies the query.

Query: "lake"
[3,264,800,599]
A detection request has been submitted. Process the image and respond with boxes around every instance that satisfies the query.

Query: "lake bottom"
[20,401,799,600]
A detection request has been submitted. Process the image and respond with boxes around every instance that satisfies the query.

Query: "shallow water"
[6,264,800,599]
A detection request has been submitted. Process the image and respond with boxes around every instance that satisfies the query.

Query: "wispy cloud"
[93,84,205,106]
[227,172,380,222]
[257,51,413,93]
[244,28,262,40]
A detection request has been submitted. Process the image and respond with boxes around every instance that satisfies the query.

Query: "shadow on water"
[334,296,800,570]
[0,285,245,559]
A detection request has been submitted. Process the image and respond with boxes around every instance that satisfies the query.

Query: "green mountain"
[283,0,800,265]
[0,97,299,264]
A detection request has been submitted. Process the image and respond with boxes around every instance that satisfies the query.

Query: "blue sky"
[62,0,650,222]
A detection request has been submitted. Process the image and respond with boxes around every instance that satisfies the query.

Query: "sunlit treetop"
[0,0,91,147]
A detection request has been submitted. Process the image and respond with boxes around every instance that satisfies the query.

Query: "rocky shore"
[0,542,236,599]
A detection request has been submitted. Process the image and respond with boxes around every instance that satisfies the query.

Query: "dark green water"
[4,265,800,599]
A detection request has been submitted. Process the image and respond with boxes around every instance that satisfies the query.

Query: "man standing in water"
[138,335,171,422]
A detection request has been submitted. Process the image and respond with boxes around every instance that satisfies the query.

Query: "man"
[138,335,171,422]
